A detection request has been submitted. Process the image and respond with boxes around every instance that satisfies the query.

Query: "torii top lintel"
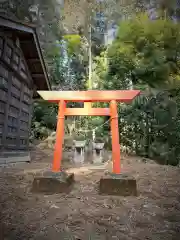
[37,90,140,103]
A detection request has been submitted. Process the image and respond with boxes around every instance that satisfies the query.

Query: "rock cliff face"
[61,0,124,35]
[61,0,92,35]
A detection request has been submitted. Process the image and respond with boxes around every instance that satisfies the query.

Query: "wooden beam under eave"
[32,74,44,78]
[20,39,34,44]
[27,58,40,64]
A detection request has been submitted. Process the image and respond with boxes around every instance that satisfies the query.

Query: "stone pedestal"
[92,142,104,164]
[99,173,137,196]
[32,171,74,194]
[74,140,86,164]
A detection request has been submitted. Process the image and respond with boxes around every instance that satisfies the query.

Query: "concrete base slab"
[32,171,74,194]
[99,173,137,196]
[0,151,31,164]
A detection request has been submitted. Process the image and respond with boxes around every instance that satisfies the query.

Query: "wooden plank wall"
[0,31,33,155]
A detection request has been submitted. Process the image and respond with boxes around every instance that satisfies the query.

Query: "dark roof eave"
[0,15,51,90]
[0,14,35,33]
[32,30,51,90]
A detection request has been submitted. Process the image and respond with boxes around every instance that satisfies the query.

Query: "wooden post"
[52,100,66,172]
[110,100,121,174]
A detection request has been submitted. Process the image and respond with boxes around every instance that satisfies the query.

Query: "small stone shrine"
[92,142,104,164]
[73,140,86,164]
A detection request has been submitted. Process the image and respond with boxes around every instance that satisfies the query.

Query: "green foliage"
[31,102,58,139]
[91,117,104,127]
[93,51,109,89]
[31,122,50,140]
[119,90,180,165]
[63,35,82,57]
[45,36,86,89]
[74,135,86,141]
[108,14,180,88]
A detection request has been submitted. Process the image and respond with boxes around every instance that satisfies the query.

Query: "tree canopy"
[107,14,180,89]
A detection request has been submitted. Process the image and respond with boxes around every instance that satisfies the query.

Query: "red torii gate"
[38,90,140,174]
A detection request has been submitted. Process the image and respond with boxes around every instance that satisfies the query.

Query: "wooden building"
[0,16,51,164]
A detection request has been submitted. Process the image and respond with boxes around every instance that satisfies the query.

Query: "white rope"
[75,118,111,134]
[73,115,121,136]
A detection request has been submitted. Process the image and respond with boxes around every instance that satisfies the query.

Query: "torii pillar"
[32,90,140,196]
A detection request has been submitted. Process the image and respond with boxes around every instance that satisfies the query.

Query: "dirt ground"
[0,146,180,240]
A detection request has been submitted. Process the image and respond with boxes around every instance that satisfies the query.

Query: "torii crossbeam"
[38,90,140,174]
